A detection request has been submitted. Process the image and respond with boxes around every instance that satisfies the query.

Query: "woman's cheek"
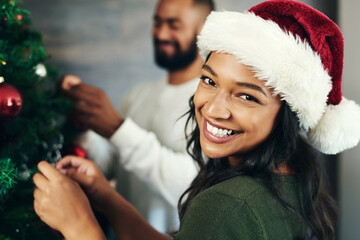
[194,86,210,110]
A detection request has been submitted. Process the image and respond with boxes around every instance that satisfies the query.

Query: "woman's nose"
[204,92,231,120]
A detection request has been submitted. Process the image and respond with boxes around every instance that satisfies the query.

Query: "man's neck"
[167,55,203,85]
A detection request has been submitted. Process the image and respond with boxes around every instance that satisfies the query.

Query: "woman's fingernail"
[59,169,67,175]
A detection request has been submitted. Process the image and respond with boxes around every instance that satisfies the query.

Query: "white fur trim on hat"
[197,11,332,131]
[308,98,360,154]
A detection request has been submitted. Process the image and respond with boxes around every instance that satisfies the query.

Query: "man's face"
[152,0,200,71]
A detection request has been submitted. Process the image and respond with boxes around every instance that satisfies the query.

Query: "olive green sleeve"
[174,191,265,240]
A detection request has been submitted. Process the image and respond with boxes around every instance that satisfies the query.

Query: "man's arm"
[110,118,198,206]
[62,76,198,206]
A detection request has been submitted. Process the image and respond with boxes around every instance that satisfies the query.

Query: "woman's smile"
[203,118,242,143]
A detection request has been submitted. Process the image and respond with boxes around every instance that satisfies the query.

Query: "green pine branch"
[0,158,19,198]
[0,0,74,239]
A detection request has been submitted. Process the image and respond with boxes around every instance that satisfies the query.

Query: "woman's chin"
[201,147,227,159]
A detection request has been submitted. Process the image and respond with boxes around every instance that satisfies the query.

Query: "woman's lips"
[203,119,242,144]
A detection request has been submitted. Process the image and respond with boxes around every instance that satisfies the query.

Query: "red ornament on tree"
[62,144,87,158]
[71,145,87,158]
[0,80,23,120]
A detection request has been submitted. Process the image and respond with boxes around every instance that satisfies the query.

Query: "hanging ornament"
[42,134,64,164]
[0,77,23,120]
[69,144,87,158]
[34,63,47,77]
[17,163,31,181]
[62,143,87,159]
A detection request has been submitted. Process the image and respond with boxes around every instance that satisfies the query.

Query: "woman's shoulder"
[194,175,301,219]
[199,175,269,202]
[176,176,267,240]
[199,174,299,202]
[176,176,304,240]
[184,176,271,219]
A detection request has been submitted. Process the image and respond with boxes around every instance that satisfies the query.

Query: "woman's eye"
[239,94,259,103]
[201,76,216,86]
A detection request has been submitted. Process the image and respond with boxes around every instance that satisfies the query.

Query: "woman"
[33,1,360,239]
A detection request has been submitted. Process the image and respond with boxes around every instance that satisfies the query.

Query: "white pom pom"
[308,98,360,154]
[35,63,47,77]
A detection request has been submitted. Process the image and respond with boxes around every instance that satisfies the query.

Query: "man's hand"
[33,161,105,240]
[55,156,117,214]
[62,75,124,138]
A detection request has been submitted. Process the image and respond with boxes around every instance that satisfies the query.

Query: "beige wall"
[339,0,360,239]
[22,0,322,105]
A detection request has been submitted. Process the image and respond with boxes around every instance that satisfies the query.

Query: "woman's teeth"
[206,122,236,138]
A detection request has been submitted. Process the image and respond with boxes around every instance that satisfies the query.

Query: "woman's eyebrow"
[202,64,267,96]
[202,64,217,77]
[236,82,267,97]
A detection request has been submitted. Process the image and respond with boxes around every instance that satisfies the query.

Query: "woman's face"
[194,52,282,166]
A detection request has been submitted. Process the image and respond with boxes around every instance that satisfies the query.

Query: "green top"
[174,175,306,240]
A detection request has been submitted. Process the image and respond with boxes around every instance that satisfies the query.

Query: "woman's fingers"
[37,161,62,182]
[33,172,48,191]
[56,155,86,170]
[33,188,44,213]
[56,156,98,176]
[65,168,94,188]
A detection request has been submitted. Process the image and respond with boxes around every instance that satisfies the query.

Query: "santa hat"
[197,0,360,154]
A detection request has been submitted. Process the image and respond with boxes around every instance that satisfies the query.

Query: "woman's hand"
[54,156,171,240]
[33,161,105,240]
[55,155,117,214]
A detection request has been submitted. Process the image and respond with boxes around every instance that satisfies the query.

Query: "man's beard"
[154,34,198,71]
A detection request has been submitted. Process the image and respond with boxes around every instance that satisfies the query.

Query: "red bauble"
[63,144,87,158]
[72,145,87,158]
[0,82,23,120]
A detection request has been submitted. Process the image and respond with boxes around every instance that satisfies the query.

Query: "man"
[62,0,214,233]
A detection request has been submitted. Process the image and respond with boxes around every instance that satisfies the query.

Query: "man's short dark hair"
[194,0,215,11]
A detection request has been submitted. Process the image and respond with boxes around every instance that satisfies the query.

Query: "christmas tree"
[0,0,74,239]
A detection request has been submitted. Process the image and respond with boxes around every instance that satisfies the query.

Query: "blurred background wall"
[20,0,336,105]
[20,0,359,239]
[338,0,360,239]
